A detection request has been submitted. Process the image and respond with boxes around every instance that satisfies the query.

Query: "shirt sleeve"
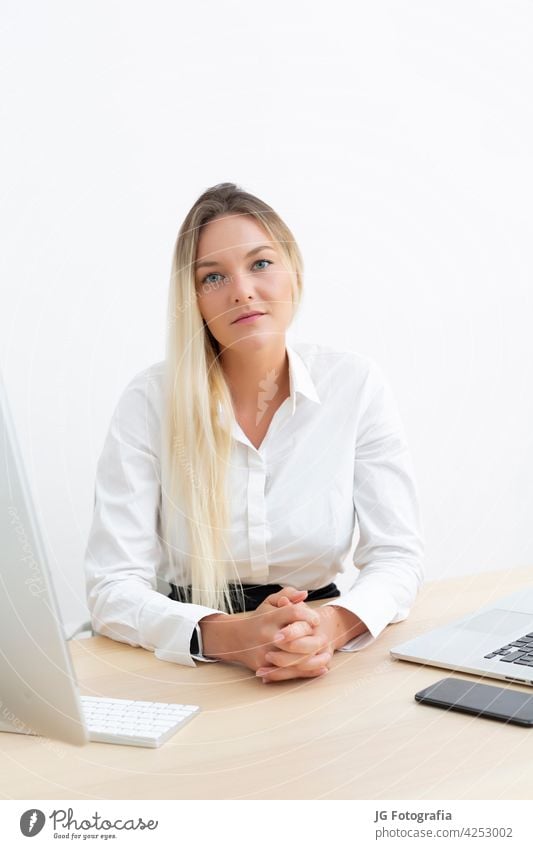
[84,372,228,668]
[321,358,425,651]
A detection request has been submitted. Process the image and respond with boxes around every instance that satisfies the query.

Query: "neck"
[220,340,290,412]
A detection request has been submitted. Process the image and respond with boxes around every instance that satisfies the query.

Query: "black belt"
[168,581,340,613]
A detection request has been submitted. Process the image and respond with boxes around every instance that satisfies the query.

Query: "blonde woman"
[84,182,424,684]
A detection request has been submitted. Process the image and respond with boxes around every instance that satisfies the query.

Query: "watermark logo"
[20,809,45,836]
[19,806,159,837]
[256,368,279,425]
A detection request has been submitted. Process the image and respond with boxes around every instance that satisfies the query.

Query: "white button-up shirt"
[84,341,424,667]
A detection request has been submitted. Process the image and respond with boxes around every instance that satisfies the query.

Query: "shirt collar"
[286,342,321,415]
[216,342,321,424]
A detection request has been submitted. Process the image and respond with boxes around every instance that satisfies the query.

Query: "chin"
[235,331,272,346]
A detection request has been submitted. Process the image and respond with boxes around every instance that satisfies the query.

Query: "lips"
[231,311,265,324]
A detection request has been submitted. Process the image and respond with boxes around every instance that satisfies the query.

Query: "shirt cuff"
[138,592,229,667]
[320,579,404,652]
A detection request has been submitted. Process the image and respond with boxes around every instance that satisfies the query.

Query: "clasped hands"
[244,586,336,684]
[200,585,366,682]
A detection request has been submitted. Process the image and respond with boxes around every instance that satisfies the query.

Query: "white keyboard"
[80,696,200,748]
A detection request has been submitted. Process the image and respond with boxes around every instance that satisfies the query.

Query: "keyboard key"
[499,651,527,662]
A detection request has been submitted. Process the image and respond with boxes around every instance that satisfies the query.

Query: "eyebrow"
[194,244,276,271]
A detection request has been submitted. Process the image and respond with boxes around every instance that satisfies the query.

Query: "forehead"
[195,214,275,263]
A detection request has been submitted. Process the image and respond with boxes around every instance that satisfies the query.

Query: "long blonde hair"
[161,183,304,613]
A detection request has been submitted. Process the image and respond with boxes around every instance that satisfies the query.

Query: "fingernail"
[273,632,285,642]
[256,669,267,676]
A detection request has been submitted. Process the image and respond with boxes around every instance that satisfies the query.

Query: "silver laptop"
[390,587,533,685]
[0,370,199,747]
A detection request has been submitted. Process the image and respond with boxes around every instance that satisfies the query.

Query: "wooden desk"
[2,567,533,800]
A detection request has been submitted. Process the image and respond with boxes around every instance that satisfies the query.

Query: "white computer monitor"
[0,370,88,745]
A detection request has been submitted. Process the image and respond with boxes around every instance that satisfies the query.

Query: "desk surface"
[2,567,533,800]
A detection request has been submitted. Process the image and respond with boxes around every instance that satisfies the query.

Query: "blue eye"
[200,259,272,285]
[202,272,224,285]
[253,259,272,270]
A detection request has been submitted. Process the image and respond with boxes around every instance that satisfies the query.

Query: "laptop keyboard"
[484,631,533,667]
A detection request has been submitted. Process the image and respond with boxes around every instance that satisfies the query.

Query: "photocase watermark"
[198,274,231,297]
[7,503,46,598]
[171,360,282,487]
[337,625,447,698]
[20,808,46,837]
[256,367,279,426]
[0,699,66,760]
[172,434,215,498]
[340,657,393,697]
[166,273,232,329]
[19,806,159,837]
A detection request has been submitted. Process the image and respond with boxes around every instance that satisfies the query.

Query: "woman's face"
[194,213,295,354]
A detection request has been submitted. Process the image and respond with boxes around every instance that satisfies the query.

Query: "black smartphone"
[415,677,533,726]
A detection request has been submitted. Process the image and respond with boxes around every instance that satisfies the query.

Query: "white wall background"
[1,0,532,633]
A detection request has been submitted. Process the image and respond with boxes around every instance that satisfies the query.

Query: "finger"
[275,596,292,608]
[276,593,308,608]
[272,634,328,655]
[258,661,331,683]
[273,610,320,644]
[273,620,313,643]
[262,649,332,670]
[281,589,308,601]
[278,601,320,630]
[265,587,308,607]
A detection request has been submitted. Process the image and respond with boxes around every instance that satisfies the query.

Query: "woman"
[84,182,424,684]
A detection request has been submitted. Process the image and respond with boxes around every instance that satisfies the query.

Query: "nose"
[228,269,256,301]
